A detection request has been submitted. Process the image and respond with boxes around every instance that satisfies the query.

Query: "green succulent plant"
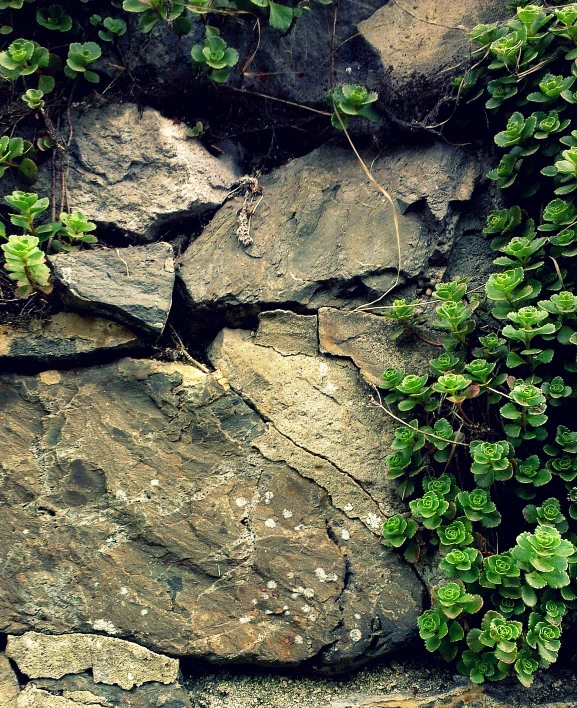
[440,547,482,583]
[191,26,239,83]
[526,613,562,664]
[409,491,450,530]
[523,498,568,532]
[417,608,464,660]
[432,580,483,619]
[22,88,44,110]
[65,42,101,83]
[98,17,128,42]
[470,440,514,487]
[512,525,576,590]
[480,552,521,591]
[1,235,52,297]
[0,39,49,81]
[380,514,417,549]
[122,0,186,33]
[437,517,474,555]
[36,5,72,31]
[457,488,502,527]
[468,610,523,664]
[327,84,379,130]
[457,649,507,684]
[0,136,36,183]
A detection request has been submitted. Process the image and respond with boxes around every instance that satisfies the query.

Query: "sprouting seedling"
[22,88,45,110]
[327,84,380,130]
[1,235,52,298]
[64,42,102,83]
[0,39,49,81]
[187,121,204,138]
[191,26,239,83]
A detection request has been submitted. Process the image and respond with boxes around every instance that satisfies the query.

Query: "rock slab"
[40,104,240,242]
[0,312,143,367]
[177,142,480,326]
[0,653,20,707]
[50,243,175,337]
[0,350,422,670]
[6,632,178,690]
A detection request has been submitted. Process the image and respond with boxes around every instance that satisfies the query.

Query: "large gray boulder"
[0,349,423,670]
[177,142,481,330]
[38,104,240,242]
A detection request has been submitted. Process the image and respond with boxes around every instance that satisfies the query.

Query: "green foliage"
[327,84,379,130]
[191,26,239,83]
[0,136,36,183]
[380,2,577,685]
[1,235,52,297]
[65,42,101,83]
[36,5,72,32]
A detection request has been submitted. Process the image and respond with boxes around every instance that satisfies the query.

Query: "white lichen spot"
[294,635,303,645]
[265,610,273,615]
[150,479,160,487]
[115,490,127,501]
[267,580,278,589]
[252,599,259,605]
[127,672,134,682]
[239,616,252,624]
[341,529,350,541]
[282,509,293,519]
[354,613,361,620]
[91,619,120,634]
[294,524,303,532]
[140,609,148,616]
[235,497,248,508]
[344,503,354,512]
[264,492,274,505]
[303,588,315,599]
[301,605,311,613]
[282,605,289,611]
[287,572,295,579]
[22,529,29,535]
[350,629,362,642]
[284,610,291,615]
[262,594,269,600]
[365,513,382,531]
[120,587,128,595]
[264,518,276,529]
[308,614,317,622]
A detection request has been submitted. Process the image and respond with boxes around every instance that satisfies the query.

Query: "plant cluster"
[381,3,577,686]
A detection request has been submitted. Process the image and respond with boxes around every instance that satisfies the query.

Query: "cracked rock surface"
[50,243,175,338]
[36,104,241,242]
[6,632,179,689]
[0,346,422,669]
[177,142,481,328]
[0,312,143,368]
[18,674,191,708]
[0,653,20,707]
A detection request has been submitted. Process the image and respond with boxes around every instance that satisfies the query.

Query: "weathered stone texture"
[177,142,481,323]
[6,632,178,689]
[0,313,142,367]
[50,243,175,337]
[0,354,422,670]
[37,104,240,241]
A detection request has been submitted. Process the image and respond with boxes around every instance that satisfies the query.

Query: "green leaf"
[123,0,150,10]
[18,158,37,183]
[268,1,293,30]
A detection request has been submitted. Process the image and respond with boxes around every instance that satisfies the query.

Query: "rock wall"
[1,1,558,706]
